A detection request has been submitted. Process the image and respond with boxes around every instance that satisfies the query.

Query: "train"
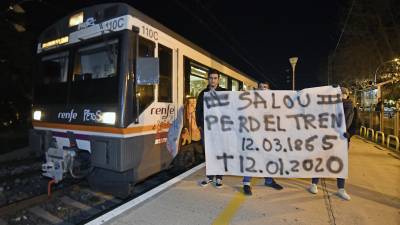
[29,2,258,197]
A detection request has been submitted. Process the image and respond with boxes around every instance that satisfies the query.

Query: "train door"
[157,42,180,166]
[183,58,208,143]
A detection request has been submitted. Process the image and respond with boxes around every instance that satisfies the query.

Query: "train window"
[35,51,69,104]
[158,44,172,102]
[41,52,69,84]
[139,37,155,57]
[191,66,207,78]
[69,40,119,104]
[137,37,155,113]
[73,40,118,81]
[219,74,228,89]
[231,79,239,91]
[190,75,208,97]
[189,63,209,98]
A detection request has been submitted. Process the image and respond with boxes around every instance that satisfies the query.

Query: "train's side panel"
[46,15,258,184]
[124,16,258,182]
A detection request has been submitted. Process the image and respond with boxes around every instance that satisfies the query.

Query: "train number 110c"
[142,26,158,41]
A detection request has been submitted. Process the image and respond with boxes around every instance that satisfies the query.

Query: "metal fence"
[358,110,400,151]
[358,111,399,137]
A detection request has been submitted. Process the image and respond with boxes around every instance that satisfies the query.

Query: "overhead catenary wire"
[329,0,356,84]
[195,1,281,88]
[173,0,279,88]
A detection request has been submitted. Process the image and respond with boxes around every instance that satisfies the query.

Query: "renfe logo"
[77,17,96,30]
[83,109,101,122]
[150,104,175,120]
[58,109,77,122]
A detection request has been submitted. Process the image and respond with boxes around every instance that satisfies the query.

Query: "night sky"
[2,0,342,90]
[131,0,342,89]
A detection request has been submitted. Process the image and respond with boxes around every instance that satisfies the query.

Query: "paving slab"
[103,137,400,225]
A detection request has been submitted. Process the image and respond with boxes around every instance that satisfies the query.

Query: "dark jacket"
[343,99,354,130]
[195,86,227,129]
[343,98,356,138]
[375,101,382,112]
[348,106,359,138]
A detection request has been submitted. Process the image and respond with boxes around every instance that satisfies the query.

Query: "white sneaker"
[337,188,351,201]
[215,179,223,188]
[309,184,318,194]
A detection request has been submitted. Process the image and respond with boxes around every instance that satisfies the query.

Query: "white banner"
[204,86,348,178]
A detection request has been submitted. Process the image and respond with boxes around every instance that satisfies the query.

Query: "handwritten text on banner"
[204,86,348,178]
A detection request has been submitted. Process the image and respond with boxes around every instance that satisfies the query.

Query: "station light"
[69,12,84,27]
[102,112,116,125]
[9,4,25,14]
[12,22,26,32]
[33,111,42,121]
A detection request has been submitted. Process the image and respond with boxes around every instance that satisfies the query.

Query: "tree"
[330,0,400,88]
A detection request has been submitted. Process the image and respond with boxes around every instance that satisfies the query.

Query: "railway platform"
[87,136,400,225]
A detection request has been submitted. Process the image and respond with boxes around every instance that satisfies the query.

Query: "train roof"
[38,2,257,83]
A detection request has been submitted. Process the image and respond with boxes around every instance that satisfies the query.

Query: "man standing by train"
[242,81,284,196]
[196,69,227,188]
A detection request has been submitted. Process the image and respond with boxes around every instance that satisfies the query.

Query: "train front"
[29,4,143,197]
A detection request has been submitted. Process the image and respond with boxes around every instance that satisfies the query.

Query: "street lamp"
[289,57,298,90]
[374,58,399,85]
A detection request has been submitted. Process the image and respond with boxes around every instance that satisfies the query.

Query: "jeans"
[311,138,348,189]
[312,178,345,189]
[201,128,223,180]
[242,176,274,185]
[207,175,223,181]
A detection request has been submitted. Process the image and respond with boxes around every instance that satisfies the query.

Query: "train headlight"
[33,111,42,121]
[102,112,116,125]
[69,12,83,27]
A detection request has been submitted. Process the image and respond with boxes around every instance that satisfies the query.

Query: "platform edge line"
[85,163,205,225]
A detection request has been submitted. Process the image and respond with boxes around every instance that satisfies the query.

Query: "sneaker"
[265,181,283,190]
[243,185,252,196]
[215,179,223,188]
[309,184,318,194]
[200,179,212,187]
[337,188,351,201]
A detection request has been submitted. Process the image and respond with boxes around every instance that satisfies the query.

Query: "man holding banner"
[203,85,349,198]
[196,69,227,188]
[242,81,283,196]
[308,87,354,201]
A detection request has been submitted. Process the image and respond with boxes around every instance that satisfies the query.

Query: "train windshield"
[69,40,119,104]
[73,40,118,81]
[34,40,120,105]
[41,52,69,84]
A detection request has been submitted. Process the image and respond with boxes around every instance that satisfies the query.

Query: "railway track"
[0,159,42,180]
[0,156,46,208]
[0,182,120,225]
[0,163,196,225]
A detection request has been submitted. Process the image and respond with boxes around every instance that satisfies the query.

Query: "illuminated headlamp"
[33,111,42,121]
[102,112,116,125]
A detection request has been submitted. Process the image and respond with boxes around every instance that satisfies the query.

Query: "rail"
[375,131,385,145]
[358,110,399,137]
[360,126,367,137]
[366,128,375,140]
[386,135,399,151]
